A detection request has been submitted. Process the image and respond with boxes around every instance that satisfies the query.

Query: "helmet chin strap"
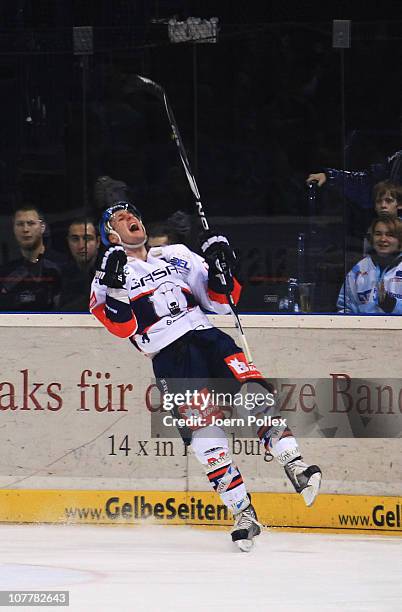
[109,222,148,249]
[121,236,148,249]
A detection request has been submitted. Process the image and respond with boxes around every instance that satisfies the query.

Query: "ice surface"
[0,524,401,611]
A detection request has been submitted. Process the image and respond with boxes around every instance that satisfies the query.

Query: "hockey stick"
[136,75,256,368]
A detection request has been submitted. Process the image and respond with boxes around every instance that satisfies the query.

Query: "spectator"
[363,180,402,254]
[306,148,402,211]
[59,218,100,312]
[146,221,176,248]
[337,216,402,314]
[372,180,402,218]
[146,211,192,249]
[0,206,64,312]
[94,175,129,211]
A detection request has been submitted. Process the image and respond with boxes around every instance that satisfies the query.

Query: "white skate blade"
[301,472,322,507]
[235,539,254,552]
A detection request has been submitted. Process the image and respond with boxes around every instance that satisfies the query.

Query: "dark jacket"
[325,149,402,209]
[0,249,64,312]
[59,259,96,312]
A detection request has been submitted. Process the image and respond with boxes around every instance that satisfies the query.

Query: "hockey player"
[90,201,322,551]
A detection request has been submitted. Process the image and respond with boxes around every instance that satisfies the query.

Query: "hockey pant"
[152,328,301,514]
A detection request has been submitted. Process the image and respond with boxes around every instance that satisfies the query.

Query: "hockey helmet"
[99,201,142,247]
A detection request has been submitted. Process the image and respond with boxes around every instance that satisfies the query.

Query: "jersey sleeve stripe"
[91,303,137,338]
[207,277,242,305]
[130,289,155,301]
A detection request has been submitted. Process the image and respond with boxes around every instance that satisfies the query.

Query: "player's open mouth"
[129,222,139,232]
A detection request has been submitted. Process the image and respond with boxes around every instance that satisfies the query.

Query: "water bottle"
[297,232,305,283]
[278,295,289,311]
[287,278,300,313]
[279,278,300,312]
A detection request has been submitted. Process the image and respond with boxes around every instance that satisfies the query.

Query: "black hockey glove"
[200,231,236,294]
[95,245,128,289]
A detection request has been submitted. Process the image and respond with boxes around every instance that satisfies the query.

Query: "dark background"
[0,1,401,311]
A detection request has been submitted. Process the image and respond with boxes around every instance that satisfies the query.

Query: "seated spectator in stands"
[59,218,100,312]
[373,180,402,218]
[0,206,64,312]
[146,221,179,248]
[337,217,402,314]
[363,180,402,253]
[146,211,192,248]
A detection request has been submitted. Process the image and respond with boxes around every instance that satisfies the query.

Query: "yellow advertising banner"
[0,489,401,535]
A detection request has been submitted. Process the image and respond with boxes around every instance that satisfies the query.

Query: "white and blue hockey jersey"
[337,253,402,314]
[90,244,241,355]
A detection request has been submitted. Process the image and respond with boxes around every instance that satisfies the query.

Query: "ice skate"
[231,501,262,552]
[285,458,321,507]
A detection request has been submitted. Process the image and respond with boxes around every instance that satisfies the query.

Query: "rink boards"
[0,489,401,534]
[0,314,401,533]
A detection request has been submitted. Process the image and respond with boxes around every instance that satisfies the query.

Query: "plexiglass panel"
[0,12,399,314]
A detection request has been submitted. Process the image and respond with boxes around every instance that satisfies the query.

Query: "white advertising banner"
[0,314,401,496]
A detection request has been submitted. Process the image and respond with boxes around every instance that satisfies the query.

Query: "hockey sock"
[257,423,301,466]
[191,425,250,514]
